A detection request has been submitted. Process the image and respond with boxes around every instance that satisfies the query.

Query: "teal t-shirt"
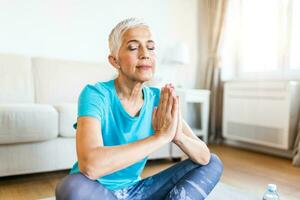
[70,79,160,190]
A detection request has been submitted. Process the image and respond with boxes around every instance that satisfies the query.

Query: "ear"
[108,55,120,70]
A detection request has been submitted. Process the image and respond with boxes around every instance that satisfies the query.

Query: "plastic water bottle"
[262,184,280,200]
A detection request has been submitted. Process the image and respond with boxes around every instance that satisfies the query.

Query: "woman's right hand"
[152,84,179,143]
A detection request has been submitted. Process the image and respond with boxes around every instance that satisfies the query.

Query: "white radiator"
[223,81,300,150]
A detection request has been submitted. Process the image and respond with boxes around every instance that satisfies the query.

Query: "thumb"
[152,107,157,122]
[152,107,158,130]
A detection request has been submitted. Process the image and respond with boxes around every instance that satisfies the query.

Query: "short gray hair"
[109,18,150,58]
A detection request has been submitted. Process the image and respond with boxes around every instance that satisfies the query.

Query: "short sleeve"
[73,84,106,129]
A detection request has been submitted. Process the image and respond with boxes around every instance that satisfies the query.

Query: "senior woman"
[55,18,223,200]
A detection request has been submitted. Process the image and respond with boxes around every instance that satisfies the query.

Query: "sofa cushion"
[0,54,34,103]
[54,103,77,138]
[32,57,117,105]
[0,104,58,144]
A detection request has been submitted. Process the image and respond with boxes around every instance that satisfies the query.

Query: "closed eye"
[148,47,155,51]
[129,47,138,51]
[128,45,138,51]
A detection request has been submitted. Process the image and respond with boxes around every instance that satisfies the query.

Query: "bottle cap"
[267,184,277,192]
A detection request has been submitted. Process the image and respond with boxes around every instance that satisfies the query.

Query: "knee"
[187,154,223,169]
[183,158,202,169]
[208,153,223,175]
[55,173,91,200]
[183,154,223,176]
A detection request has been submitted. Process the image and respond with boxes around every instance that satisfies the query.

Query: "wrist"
[154,131,172,143]
[173,133,185,145]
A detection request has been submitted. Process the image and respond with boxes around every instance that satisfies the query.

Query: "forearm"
[81,134,167,179]
[174,134,211,165]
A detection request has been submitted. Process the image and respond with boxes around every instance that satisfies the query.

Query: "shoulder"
[80,80,112,100]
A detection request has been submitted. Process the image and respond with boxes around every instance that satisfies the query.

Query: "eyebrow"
[126,40,155,44]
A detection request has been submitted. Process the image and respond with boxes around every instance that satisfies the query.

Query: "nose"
[140,55,149,59]
[139,47,150,60]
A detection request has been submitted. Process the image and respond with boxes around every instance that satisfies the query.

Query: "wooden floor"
[0,144,299,200]
[211,145,300,200]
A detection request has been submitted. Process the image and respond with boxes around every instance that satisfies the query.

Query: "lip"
[137,65,152,69]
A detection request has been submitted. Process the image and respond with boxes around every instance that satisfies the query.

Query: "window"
[220,0,300,80]
[290,0,300,70]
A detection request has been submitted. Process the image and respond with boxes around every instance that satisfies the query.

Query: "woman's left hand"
[173,95,184,143]
[165,84,184,143]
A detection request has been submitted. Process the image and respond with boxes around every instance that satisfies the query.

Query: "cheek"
[151,52,157,62]
[152,55,157,69]
[121,54,138,66]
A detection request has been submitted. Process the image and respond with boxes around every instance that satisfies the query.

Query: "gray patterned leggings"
[55,153,223,200]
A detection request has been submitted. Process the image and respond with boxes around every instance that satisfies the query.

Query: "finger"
[175,97,180,131]
[156,87,165,115]
[172,95,179,117]
[157,87,165,109]
[157,87,167,127]
[179,110,183,129]
[166,83,172,90]
[152,107,157,121]
[173,97,179,127]
[178,97,182,123]
[177,96,180,112]
[152,107,157,129]
[171,87,176,97]
[159,87,170,126]
[166,90,174,115]
[160,86,170,117]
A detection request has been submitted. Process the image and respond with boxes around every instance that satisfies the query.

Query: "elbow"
[202,153,211,165]
[203,144,211,165]
[78,160,100,180]
[197,148,211,165]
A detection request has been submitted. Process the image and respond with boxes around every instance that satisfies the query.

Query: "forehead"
[121,27,153,43]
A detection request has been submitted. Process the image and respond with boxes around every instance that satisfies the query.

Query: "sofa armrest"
[0,104,58,144]
[54,103,77,138]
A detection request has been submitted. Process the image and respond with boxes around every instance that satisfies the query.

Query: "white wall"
[0,0,200,88]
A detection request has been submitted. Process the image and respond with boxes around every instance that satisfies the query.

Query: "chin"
[137,75,153,83]
[136,72,153,82]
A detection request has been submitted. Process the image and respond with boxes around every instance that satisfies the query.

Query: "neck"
[114,76,144,100]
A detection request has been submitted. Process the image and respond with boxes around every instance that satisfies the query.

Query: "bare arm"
[162,84,210,165]
[174,119,211,165]
[77,86,178,180]
[76,117,169,180]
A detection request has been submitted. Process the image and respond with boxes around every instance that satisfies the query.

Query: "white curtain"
[203,0,228,143]
[293,126,300,166]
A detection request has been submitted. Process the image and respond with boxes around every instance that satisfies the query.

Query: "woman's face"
[116,26,156,83]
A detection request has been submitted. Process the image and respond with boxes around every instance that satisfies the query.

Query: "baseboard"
[222,139,294,159]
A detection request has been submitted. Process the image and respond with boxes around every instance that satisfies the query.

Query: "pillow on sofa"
[0,54,34,103]
[0,104,58,144]
[32,57,117,105]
